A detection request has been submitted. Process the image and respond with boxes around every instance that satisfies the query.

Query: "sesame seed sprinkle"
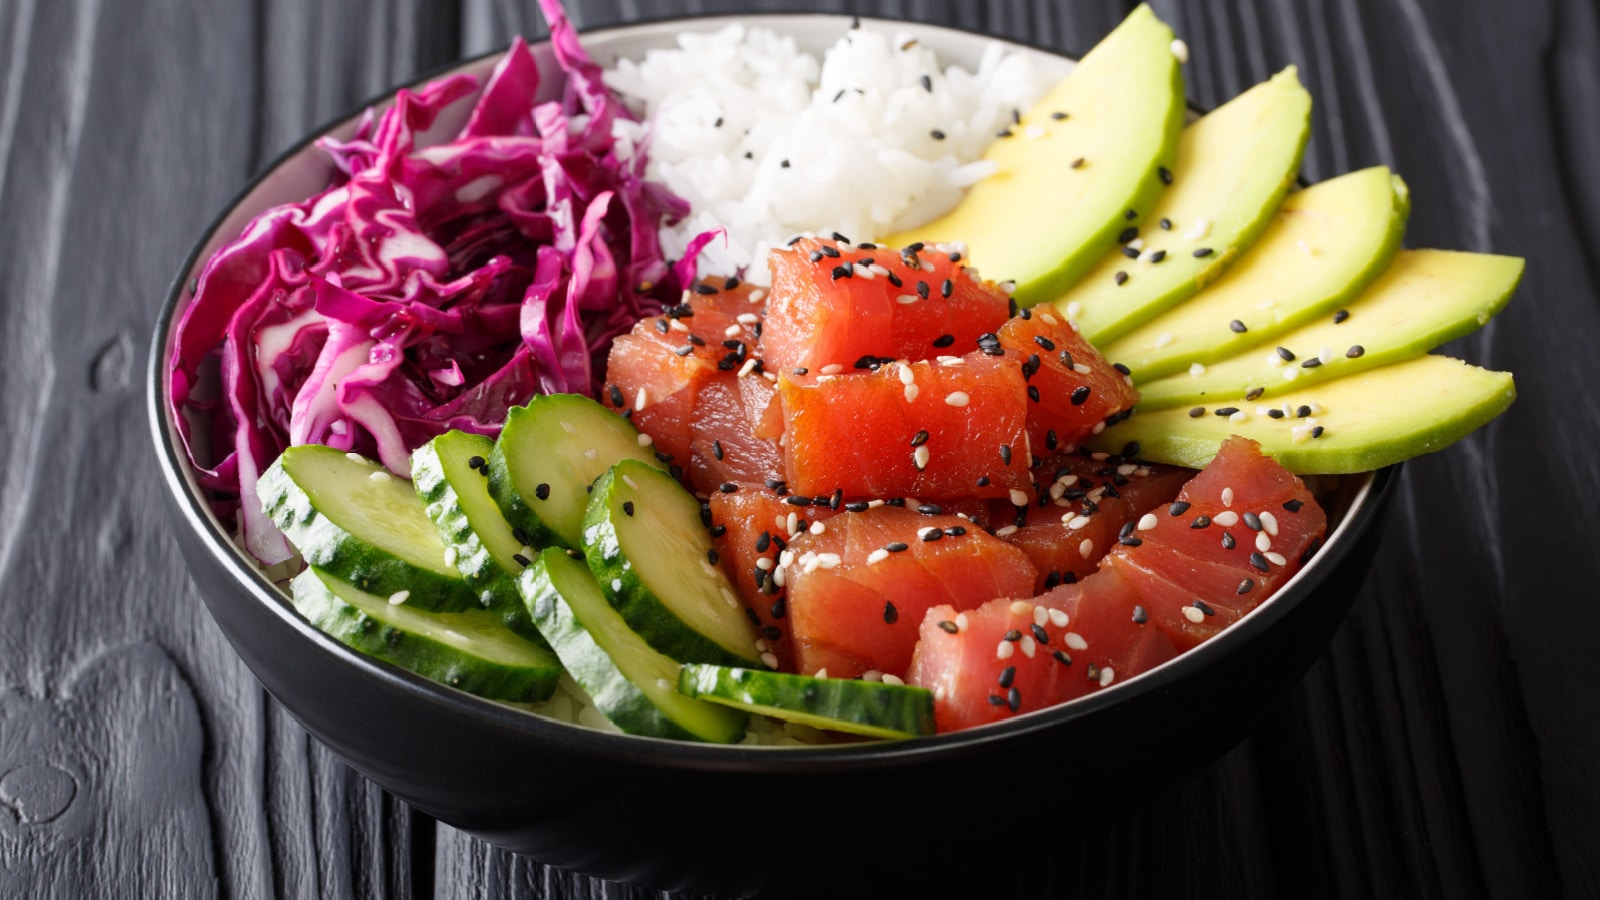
[945,391,970,407]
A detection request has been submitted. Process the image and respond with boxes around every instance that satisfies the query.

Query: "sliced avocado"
[1056,67,1312,344]
[1086,355,1515,474]
[880,4,1184,307]
[1135,249,1524,409]
[1101,166,1409,381]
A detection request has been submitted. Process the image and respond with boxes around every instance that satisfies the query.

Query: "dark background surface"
[2,0,1597,897]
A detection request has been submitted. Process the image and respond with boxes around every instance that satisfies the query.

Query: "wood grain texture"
[0,0,1595,897]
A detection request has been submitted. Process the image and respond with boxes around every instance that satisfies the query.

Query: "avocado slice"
[1134,249,1524,409]
[879,4,1184,307]
[1101,166,1409,382]
[1087,355,1515,474]
[1055,67,1312,344]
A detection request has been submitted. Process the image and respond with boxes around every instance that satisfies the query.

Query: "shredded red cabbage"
[169,0,700,563]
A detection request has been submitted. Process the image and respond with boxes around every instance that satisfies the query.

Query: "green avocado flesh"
[1101,166,1409,381]
[880,3,1184,306]
[1135,249,1524,409]
[1056,67,1312,343]
[1089,354,1515,473]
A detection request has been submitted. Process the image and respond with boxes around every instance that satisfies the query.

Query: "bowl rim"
[147,11,1397,771]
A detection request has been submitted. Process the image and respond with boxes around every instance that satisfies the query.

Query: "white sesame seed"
[368,470,390,483]
[1065,301,1084,318]
[721,588,738,608]
[736,313,760,326]
[1064,632,1088,651]
[1023,125,1046,139]
[1260,511,1280,536]
[945,391,970,407]
[1040,314,1059,326]
[814,667,828,679]
[1079,538,1094,558]
[388,590,410,606]
[1221,487,1234,507]
[345,452,366,463]
[748,289,766,303]
[995,525,1019,537]
[897,293,919,304]
[1171,38,1189,62]
[1048,608,1070,628]
[1049,482,1068,500]
[862,669,882,682]
[913,444,931,470]
[724,324,742,338]
[1189,362,1207,377]
[1266,551,1288,566]
[867,548,889,565]
[1256,532,1273,552]
[1154,332,1175,349]
[904,384,920,402]
[1138,513,1159,531]
[1033,605,1050,627]
[1091,422,1106,435]
[1230,410,1248,424]
[669,318,689,332]
[853,264,875,281]
[937,355,964,365]
[1268,352,1287,368]
[737,358,759,378]
[802,556,822,575]
[1019,635,1037,658]
[1099,667,1115,687]
[583,448,599,461]
[1128,238,1145,251]
[779,549,795,568]
[1319,346,1334,364]
[867,500,885,509]
[809,521,826,535]
[1066,515,1090,531]
[756,557,774,570]
[1009,489,1029,506]
[634,388,649,411]
[636,433,653,447]
[773,568,785,587]
[1213,511,1240,527]
[1182,606,1205,624]
[1057,473,1080,487]
[1308,401,1324,415]
[761,652,779,669]
[897,363,915,385]
[786,512,800,535]
[1073,363,1093,374]
[1291,425,1313,444]
[881,673,905,686]
[1117,463,1137,476]
[955,612,970,631]
[755,639,769,652]
[1283,367,1300,381]
[869,264,891,278]
[1004,600,1032,617]
[817,553,842,570]
[996,641,1015,660]
[819,363,843,375]
[1183,217,1210,241]
[917,526,938,540]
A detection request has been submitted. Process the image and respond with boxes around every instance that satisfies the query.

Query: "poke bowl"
[148,6,1486,896]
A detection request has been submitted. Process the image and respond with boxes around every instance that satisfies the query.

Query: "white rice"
[604,23,1054,282]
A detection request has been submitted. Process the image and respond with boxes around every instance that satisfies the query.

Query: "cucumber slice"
[519,549,747,742]
[486,394,666,550]
[678,665,937,740]
[411,431,549,645]
[259,445,476,611]
[584,460,763,667]
[292,566,560,703]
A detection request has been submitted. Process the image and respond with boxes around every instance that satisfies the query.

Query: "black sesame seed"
[886,542,909,553]
[653,318,669,334]
[988,694,1007,707]
[1267,409,1285,419]
[512,553,531,568]
[1193,247,1214,258]
[1007,687,1021,712]
[1000,445,1013,465]
[1159,217,1172,230]
[916,280,931,299]
[1276,346,1296,362]
[1119,521,1137,541]
[1120,536,1143,547]
[1243,512,1263,531]
[535,483,551,501]
[1189,406,1206,418]
[1191,515,1212,529]
[845,501,870,513]
[1044,572,1061,590]
[1302,358,1323,368]
[1053,649,1073,665]
[1245,387,1265,401]
[1194,600,1215,617]
[947,525,967,536]
[1312,425,1325,438]
[995,129,1013,138]
[719,482,738,493]
[930,129,946,140]
[1117,226,1138,244]
[1046,429,1059,450]
[1028,385,1041,403]
[938,620,960,634]
[883,601,899,624]
[674,344,694,357]
[1051,110,1069,120]
[1004,630,1022,642]
[745,607,763,628]
[780,159,791,168]
[1168,501,1190,516]
[1030,623,1050,645]
[916,503,943,515]
[886,498,907,507]
[832,231,851,243]
[1301,536,1323,565]
[998,666,1016,688]
[608,384,625,407]
[1237,578,1255,595]
[784,495,810,507]
[831,265,851,280]
[1297,405,1312,418]
[809,250,824,262]
[1115,271,1129,286]
[1229,319,1248,334]
[694,283,718,295]
[1113,363,1132,377]
[821,244,841,258]
[755,532,771,553]
[1283,499,1304,513]
[709,524,727,538]
[1070,157,1085,168]
[1249,552,1271,573]
[922,528,944,542]
[1133,605,1148,624]
[920,74,933,92]
[1221,531,1236,550]
[622,501,635,517]
[1214,407,1239,417]
[932,334,955,348]
[792,367,808,376]
[976,476,991,487]
[1347,345,1365,358]
[1122,246,1141,259]
[706,548,719,566]
[1159,166,1173,185]
[941,279,954,298]
[1333,309,1350,324]
[1125,209,1138,221]
[1149,249,1167,263]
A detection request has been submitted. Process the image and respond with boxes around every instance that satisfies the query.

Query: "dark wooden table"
[3,0,1596,897]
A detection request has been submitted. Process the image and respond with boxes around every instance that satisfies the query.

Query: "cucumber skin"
[519,552,744,742]
[292,568,559,703]
[679,665,937,739]
[259,449,478,613]
[583,466,761,668]
[411,436,549,648]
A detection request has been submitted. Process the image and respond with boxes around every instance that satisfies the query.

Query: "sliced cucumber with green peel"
[678,665,937,739]
[583,460,762,667]
[292,566,560,703]
[487,393,666,551]
[412,431,548,645]
[519,549,747,742]
[259,444,476,611]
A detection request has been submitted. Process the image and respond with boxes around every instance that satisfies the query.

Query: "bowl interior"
[150,13,1378,763]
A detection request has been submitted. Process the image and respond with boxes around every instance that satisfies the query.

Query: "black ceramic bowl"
[148,14,1397,897]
